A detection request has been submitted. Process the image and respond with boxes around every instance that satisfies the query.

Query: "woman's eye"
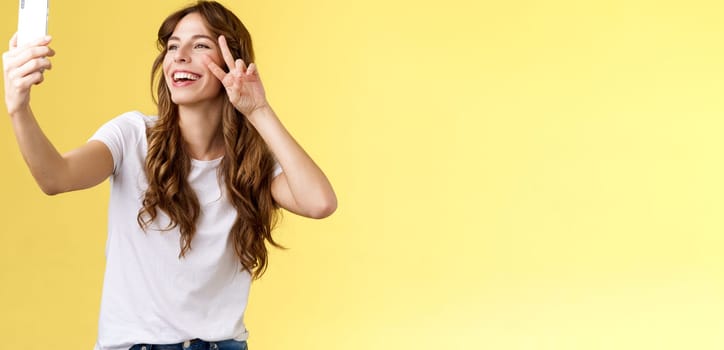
[167,44,178,51]
[194,43,211,49]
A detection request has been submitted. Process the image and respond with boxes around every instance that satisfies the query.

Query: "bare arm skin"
[3,34,113,195]
[250,106,337,219]
[206,35,337,219]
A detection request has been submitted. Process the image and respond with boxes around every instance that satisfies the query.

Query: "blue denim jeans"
[128,338,248,350]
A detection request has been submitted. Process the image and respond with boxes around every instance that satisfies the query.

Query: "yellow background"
[2,0,724,349]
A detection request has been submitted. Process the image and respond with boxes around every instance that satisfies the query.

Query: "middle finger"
[15,46,55,65]
[11,57,52,80]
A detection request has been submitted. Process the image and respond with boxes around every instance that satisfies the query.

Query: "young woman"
[2,1,336,349]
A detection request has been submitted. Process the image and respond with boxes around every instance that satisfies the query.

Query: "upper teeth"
[173,72,200,81]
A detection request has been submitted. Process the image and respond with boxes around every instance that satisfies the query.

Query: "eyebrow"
[168,34,215,42]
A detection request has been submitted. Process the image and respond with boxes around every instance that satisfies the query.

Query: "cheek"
[208,78,224,94]
[206,52,224,69]
[162,56,173,75]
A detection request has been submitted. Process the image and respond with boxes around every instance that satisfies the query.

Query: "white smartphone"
[17,0,49,47]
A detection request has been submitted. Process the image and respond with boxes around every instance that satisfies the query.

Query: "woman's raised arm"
[4,34,113,195]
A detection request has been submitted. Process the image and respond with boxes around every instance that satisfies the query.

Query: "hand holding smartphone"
[17,0,49,47]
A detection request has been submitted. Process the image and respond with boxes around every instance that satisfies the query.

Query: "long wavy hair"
[138,0,282,279]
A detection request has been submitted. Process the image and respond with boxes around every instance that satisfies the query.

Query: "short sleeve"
[272,161,283,178]
[88,111,148,175]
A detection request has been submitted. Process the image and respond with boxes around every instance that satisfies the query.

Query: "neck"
[177,97,225,161]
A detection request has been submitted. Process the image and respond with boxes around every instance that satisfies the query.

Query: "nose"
[173,48,190,63]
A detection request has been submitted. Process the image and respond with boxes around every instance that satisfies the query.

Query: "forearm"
[248,106,337,214]
[10,105,68,194]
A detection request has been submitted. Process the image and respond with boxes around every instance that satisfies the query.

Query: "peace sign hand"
[205,35,268,118]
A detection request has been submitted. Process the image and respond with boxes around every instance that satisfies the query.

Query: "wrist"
[8,103,32,120]
[246,104,274,123]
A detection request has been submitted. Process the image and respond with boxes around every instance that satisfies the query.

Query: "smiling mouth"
[172,72,201,82]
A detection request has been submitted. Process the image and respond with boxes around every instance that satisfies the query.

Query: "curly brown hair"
[138,0,282,279]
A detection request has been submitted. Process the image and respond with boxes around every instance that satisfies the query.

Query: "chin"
[170,92,201,105]
[169,88,224,107]
[170,95,190,105]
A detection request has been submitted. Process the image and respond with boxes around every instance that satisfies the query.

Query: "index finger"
[23,35,52,49]
[217,35,236,70]
[204,56,227,83]
[12,35,52,51]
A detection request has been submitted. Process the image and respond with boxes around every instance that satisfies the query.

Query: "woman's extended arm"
[3,34,113,195]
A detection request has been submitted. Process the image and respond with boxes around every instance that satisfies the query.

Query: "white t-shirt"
[89,111,281,350]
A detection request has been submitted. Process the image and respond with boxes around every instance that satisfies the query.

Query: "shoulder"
[90,111,158,174]
[111,110,158,130]
[95,111,159,141]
